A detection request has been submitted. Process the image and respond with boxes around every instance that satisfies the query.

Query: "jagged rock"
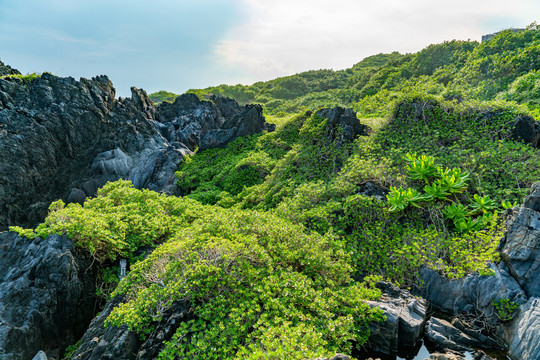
[72,297,195,360]
[72,296,141,360]
[0,232,98,360]
[510,115,540,147]
[418,263,526,321]
[366,282,427,354]
[499,183,540,298]
[314,107,370,146]
[0,60,20,77]
[506,297,540,360]
[156,93,274,151]
[425,317,502,353]
[0,74,274,230]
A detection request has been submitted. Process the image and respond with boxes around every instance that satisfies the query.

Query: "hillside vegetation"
[14,25,540,359]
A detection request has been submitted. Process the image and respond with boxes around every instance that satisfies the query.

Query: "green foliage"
[8,226,37,239]
[0,72,42,84]
[105,205,383,359]
[148,90,179,103]
[493,298,519,321]
[405,153,438,183]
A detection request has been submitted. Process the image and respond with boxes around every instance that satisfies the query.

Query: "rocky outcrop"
[506,297,540,360]
[156,93,274,150]
[499,183,540,298]
[0,73,273,230]
[418,263,526,322]
[72,296,195,360]
[0,60,20,76]
[366,282,427,354]
[0,232,98,360]
[314,107,370,146]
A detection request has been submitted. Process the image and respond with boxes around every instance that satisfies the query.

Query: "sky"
[0,0,539,97]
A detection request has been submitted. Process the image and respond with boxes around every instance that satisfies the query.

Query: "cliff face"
[0,73,273,230]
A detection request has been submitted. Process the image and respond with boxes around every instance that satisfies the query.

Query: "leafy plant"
[387,186,424,212]
[405,153,438,183]
[442,203,469,221]
[469,194,498,214]
[493,298,519,321]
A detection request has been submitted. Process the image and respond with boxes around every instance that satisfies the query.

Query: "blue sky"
[1,0,539,97]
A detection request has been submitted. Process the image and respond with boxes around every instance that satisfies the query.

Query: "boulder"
[0,232,98,360]
[506,297,540,360]
[366,282,427,354]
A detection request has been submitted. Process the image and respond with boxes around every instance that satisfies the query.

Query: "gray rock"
[426,317,501,351]
[0,74,274,230]
[499,187,540,298]
[31,351,48,360]
[156,93,273,151]
[366,282,427,354]
[67,188,87,205]
[72,296,141,360]
[356,181,388,201]
[418,263,526,322]
[507,297,540,360]
[0,232,98,360]
[0,60,20,77]
[427,353,466,360]
[72,297,195,360]
[314,107,370,146]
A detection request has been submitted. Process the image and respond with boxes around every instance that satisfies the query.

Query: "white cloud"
[214,0,540,82]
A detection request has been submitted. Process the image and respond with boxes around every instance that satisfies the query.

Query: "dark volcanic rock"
[0,60,20,77]
[72,296,141,360]
[0,74,273,230]
[156,93,274,150]
[366,282,427,354]
[314,107,370,145]
[510,115,540,147]
[0,232,98,360]
[72,297,195,360]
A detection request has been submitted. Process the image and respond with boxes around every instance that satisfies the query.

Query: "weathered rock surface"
[356,181,388,201]
[418,261,526,323]
[0,232,98,360]
[0,73,273,230]
[156,93,274,150]
[72,296,195,360]
[0,60,20,76]
[366,282,427,354]
[425,317,502,353]
[506,297,540,360]
[314,107,370,146]
[499,183,540,298]
[72,296,141,360]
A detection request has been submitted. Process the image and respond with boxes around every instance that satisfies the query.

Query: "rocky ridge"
[0,73,273,230]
